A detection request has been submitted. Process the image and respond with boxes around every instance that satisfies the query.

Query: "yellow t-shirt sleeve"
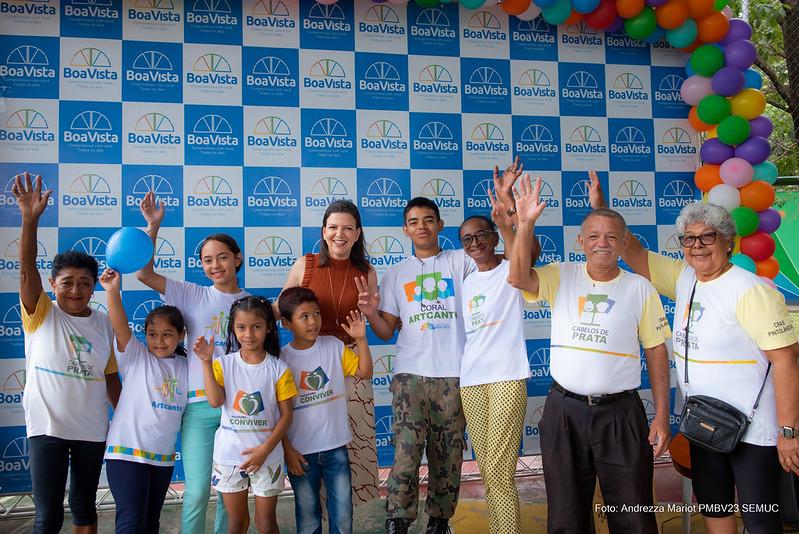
[276,368,298,401]
[638,290,672,349]
[104,351,118,374]
[522,263,561,304]
[341,347,359,377]
[647,251,685,301]
[20,292,52,334]
[737,284,798,350]
[213,360,224,387]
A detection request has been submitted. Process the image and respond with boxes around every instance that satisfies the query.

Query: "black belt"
[551,381,636,406]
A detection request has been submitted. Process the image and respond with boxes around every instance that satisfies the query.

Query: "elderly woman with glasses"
[589,172,799,534]
[456,179,534,534]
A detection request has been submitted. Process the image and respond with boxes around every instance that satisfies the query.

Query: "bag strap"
[682,278,772,422]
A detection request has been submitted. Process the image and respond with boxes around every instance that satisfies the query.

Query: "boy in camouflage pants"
[359,198,474,534]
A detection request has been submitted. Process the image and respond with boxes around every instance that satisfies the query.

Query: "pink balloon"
[316,0,338,4]
[722,6,733,19]
[680,75,714,106]
[719,157,754,187]
[759,276,776,289]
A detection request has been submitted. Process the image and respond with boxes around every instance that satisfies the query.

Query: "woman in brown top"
[281,200,380,506]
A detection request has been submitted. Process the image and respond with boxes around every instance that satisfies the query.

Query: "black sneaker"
[386,518,412,534]
[425,517,452,534]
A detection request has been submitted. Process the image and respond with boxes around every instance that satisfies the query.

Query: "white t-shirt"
[21,292,118,442]
[649,252,798,446]
[212,352,297,468]
[105,338,188,466]
[281,336,360,455]
[461,260,530,387]
[525,263,670,396]
[379,249,476,377]
[163,279,248,404]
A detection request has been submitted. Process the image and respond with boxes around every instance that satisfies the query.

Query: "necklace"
[327,262,350,326]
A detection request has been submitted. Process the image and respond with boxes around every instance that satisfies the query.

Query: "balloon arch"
[332,0,783,285]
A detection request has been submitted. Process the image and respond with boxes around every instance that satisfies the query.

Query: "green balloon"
[716,115,751,145]
[730,253,756,273]
[753,161,779,184]
[690,45,725,77]
[731,206,759,236]
[542,0,572,25]
[624,7,657,41]
[415,0,439,7]
[697,94,731,125]
[713,0,729,10]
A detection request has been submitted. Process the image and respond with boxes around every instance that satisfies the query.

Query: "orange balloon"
[616,0,644,19]
[565,9,583,24]
[756,256,780,279]
[500,0,532,15]
[694,164,722,192]
[656,0,689,29]
[697,11,730,43]
[688,106,714,131]
[740,181,776,211]
[687,0,714,18]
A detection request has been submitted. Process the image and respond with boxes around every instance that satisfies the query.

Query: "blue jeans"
[106,459,173,534]
[180,400,227,534]
[288,445,353,534]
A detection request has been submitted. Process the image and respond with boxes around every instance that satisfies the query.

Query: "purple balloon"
[646,0,667,6]
[711,67,745,97]
[749,116,774,139]
[607,16,624,33]
[701,138,735,165]
[725,40,757,70]
[735,136,771,164]
[758,208,782,234]
[719,19,753,46]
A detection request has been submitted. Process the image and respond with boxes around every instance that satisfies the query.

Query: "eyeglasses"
[55,280,94,292]
[460,229,498,247]
[678,232,718,247]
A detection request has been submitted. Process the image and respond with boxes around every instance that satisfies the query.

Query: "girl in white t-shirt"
[195,296,297,534]
[136,191,249,534]
[98,268,188,534]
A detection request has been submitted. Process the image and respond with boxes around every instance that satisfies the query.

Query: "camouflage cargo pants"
[386,373,466,520]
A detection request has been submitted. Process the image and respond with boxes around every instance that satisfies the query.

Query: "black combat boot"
[425,517,452,534]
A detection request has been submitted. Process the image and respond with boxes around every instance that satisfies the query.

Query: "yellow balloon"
[729,88,766,120]
[706,127,717,139]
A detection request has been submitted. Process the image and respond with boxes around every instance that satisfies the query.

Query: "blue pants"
[288,445,353,534]
[106,459,173,534]
[181,400,227,534]
[28,435,105,534]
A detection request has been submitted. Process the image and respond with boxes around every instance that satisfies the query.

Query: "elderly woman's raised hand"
[355,275,379,317]
[512,174,546,225]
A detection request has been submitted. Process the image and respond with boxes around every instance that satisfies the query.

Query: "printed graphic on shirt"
[152,375,183,412]
[203,310,230,349]
[63,333,100,380]
[233,390,265,417]
[403,272,454,302]
[572,293,614,343]
[464,293,501,334]
[674,300,703,353]
[296,366,339,409]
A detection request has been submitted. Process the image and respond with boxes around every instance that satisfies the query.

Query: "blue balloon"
[744,68,763,89]
[645,26,666,43]
[685,63,695,77]
[534,0,558,9]
[106,227,154,274]
[573,0,599,14]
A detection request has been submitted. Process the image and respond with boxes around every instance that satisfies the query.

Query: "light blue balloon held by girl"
[106,227,154,274]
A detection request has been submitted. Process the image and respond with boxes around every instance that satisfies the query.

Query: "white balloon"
[722,5,733,19]
[517,2,542,20]
[707,184,741,212]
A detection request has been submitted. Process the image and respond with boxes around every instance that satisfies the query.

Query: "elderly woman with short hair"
[590,172,799,534]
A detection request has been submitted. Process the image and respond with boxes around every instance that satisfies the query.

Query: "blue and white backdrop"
[0,0,701,494]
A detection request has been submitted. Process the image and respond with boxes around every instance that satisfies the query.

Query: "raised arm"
[493,156,524,226]
[135,191,168,294]
[355,275,399,341]
[488,187,541,264]
[588,170,650,280]
[196,336,225,408]
[341,310,374,379]
[98,269,132,352]
[507,175,545,296]
[12,173,52,314]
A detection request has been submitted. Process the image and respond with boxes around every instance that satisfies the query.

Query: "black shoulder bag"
[678,281,771,454]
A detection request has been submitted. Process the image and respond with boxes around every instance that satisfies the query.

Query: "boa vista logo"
[64,47,117,81]
[360,4,404,35]
[233,390,264,416]
[464,11,505,41]
[1,108,55,143]
[188,53,237,86]
[299,367,329,391]
[129,0,181,22]
[2,44,56,80]
[247,0,295,28]
[1,0,56,16]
